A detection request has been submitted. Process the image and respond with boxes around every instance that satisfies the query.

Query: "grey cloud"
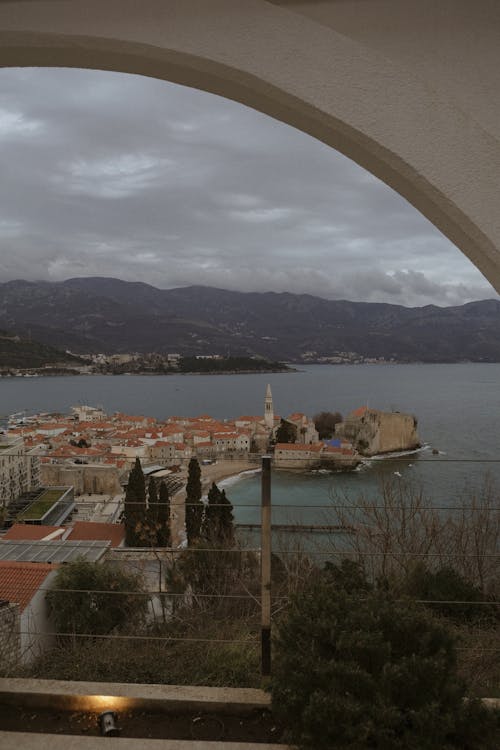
[0,67,497,307]
[0,108,44,138]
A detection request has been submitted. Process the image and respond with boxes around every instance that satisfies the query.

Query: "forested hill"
[0,330,83,369]
[1,277,499,362]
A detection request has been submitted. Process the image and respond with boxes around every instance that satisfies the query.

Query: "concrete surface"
[0,678,271,714]
[0,733,292,750]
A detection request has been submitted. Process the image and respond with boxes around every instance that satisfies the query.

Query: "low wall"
[0,678,270,714]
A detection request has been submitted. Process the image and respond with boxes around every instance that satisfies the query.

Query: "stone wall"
[41,464,121,495]
[0,602,20,672]
[336,410,420,456]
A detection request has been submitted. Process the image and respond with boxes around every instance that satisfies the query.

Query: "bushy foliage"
[46,560,147,637]
[172,542,247,602]
[275,419,297,444]
[329,474,499,594]
[401,563,498,625]
[28,622,260,687]
[178,356,286,373]
[313,410,343,439]
[271,568,500,749]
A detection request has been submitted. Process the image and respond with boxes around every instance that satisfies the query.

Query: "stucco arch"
[1,0,499,292]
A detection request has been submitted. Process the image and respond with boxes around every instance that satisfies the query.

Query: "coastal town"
[0,385,420,539]
[0,385,420,666]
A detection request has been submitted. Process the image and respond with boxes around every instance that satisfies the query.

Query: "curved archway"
[1,0,499,291]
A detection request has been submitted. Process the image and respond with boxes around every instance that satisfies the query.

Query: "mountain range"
[0,277,499,363]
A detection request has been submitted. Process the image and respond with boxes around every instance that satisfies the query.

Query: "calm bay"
[1,363,499,525]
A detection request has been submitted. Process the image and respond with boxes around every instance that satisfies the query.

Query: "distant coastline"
[0,366,296,378]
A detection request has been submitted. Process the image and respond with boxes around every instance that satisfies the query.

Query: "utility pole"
[261,455,272,677]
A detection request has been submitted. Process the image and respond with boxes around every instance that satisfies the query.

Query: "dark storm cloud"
[0,67,496,307]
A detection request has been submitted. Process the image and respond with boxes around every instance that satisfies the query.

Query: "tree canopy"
[202,482,235,546]
[271,565,500,750]
[185,457,203,545]
[46,560,146,637]
[123,457,146,546]
[275,419,297,444]
[124,463,172,548]
[313,410,343,439]
[156,480,171,547]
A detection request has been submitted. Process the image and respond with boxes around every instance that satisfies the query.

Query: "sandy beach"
[170,458,258,546]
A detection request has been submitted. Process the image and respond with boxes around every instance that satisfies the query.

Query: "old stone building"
[335,407,420,456]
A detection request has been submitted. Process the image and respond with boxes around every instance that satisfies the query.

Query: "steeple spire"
[264,383,274,429]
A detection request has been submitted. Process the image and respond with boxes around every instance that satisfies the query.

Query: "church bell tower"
[264,383,274,429]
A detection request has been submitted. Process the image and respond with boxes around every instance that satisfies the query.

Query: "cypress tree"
[140,478,159,546]
[202,482,221,543]
[148,478,158,521]
[218,488,235,546]
[275,418,297,444]
[157,481,171,547]
[185,457,203,545]
[202,482,234,546]
[124,457,146,546]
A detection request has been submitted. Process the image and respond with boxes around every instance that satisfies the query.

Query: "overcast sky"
[0,67,497,308]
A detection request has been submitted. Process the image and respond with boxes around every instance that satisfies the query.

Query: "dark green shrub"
[46,560,147,637]
[401,563,498,625]
[271,573,499,749]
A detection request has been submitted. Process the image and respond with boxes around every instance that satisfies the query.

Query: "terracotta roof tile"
[275,443,323,452]
[3,524,64,541]
[66,522,124,548]
[0,561,58,611]
[350,406,369,418]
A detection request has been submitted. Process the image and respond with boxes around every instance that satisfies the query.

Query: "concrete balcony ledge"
[0,679,292,749]
[0,733,292,750]
[0,677,271,714]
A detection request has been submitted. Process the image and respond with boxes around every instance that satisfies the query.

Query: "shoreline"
[169,459,258,546]
[0,368,295,378]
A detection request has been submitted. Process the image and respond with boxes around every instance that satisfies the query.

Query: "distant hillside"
[0,330,83,369]
[0,277,499,363]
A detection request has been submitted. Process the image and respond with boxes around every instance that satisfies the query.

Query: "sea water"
[1,363,499,525]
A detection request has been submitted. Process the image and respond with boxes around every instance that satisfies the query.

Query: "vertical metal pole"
[261,455,272,677]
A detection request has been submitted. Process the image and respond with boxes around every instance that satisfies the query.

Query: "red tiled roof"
[350,406,368,418]
[103,457,126,467]
[0,561,58,611]
[3,524,63,541]
[275,442,323,452]
[66,522,124,548]
[36,423,68,431]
